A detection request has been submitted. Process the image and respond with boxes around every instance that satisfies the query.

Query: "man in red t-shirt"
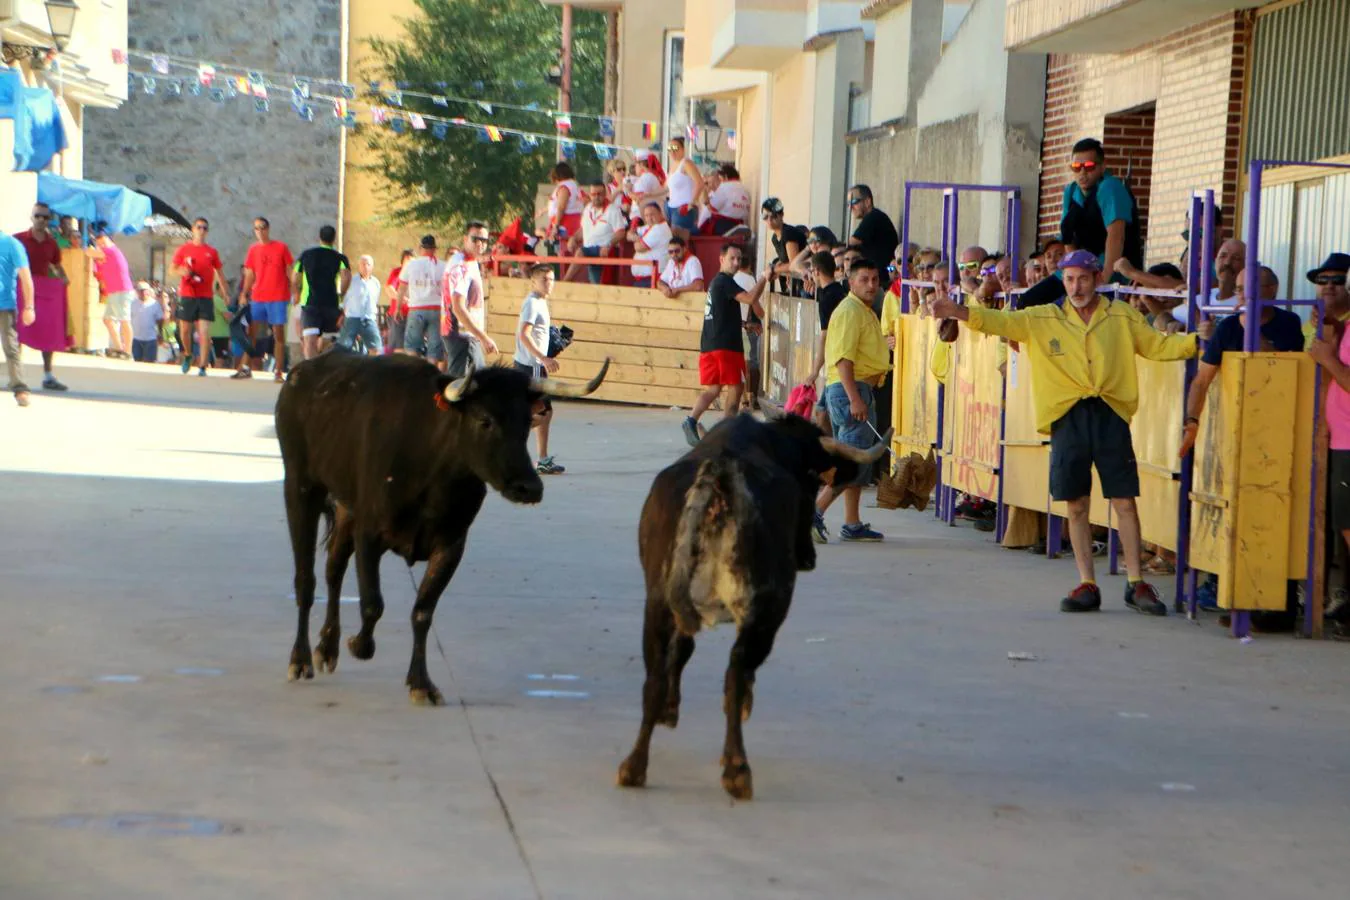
[238,216,294,381]
[171,217,228,377]
[384,248,412,355]
[13,202,69,390]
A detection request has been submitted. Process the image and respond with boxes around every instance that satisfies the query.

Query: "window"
[662,32,685,151]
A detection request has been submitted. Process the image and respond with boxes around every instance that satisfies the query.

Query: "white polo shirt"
[709,180,751,223]
[399,255,445,310]
[581,201,629,249]
[660,253,704,290]
[633,222,672,279]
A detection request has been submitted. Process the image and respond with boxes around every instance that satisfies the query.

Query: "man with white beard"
[929,250,1210,618]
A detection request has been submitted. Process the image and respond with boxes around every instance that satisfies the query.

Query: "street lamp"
[693,124,722,163]
[45,0,80,53]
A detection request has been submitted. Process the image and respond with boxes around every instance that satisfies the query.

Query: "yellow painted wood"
[894,313,939,460]
[1000,345,1050,513]
[1132,358,1186,549]
[941,327,1003,502]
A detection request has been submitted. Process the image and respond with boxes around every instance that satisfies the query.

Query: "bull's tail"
[319,495,337,551]
[665,458,753,635]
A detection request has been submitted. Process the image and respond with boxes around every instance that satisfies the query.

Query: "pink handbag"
[786,382,817,419]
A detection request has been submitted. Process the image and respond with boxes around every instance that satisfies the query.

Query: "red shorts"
[699,349,746,386]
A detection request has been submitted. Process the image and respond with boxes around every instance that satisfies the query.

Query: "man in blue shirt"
[0,231,35,407]
[1060,137,1143,280]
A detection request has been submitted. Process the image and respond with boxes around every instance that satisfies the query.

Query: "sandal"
[1142,555,1175,575]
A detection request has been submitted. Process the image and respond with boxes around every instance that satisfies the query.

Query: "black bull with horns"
[618,410,892,800]
[274,352,609,705]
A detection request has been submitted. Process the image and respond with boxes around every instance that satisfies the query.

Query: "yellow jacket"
[967,299,1197,433]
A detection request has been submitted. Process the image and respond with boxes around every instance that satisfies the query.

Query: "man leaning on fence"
[930,250,1212,616]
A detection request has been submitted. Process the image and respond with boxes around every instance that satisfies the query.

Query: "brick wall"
[1035,13,1247,266]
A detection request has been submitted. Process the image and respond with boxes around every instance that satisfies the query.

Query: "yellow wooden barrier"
[1000,345,1050,512]
[1189,353,1316,610]
[894,312,939,461]
[941,327,1004,503]
[487,278,703,407]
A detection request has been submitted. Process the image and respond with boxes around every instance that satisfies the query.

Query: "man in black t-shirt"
[848,184,899,290]
[292,224,352,359]
[807,250,848,431]
[762,197,807,295]
[681,243,770,447]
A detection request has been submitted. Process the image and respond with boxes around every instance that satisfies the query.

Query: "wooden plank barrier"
[940,326,1004,503]
[762,290,820,407]
[487,278,704,407]
[893,313,939,462]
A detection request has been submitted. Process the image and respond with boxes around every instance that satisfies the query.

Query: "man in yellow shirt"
[929,250,1203,616]
[813,258,892,543]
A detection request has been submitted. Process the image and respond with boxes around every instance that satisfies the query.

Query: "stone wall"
[84,0,343,280]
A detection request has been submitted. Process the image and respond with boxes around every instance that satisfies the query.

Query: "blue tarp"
[37,173,153,236]
[0,69,69,172]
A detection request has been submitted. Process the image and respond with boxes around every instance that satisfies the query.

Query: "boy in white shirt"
[337,254,383,355]
[515,263,565,475]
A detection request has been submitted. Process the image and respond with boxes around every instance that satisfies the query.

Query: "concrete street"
[2,354,1348,900]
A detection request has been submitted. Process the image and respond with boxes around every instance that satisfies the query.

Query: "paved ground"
[2,354,1349,900]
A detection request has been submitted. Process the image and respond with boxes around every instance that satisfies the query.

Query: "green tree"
[364,0,607,235]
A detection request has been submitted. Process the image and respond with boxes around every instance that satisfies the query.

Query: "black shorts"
[445,333,487,378]
[301,306,341,336]
[513,361,552,413]
[1330,451,1350,535]
[177,297,214,323]
[1049,398,1139,501]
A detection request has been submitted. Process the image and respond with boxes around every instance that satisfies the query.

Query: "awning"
[0,69,69,172]
[37,173,153,236]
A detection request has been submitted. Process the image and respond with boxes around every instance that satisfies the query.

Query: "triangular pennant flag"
[141,75,156,95]
[197,63,215,86]
[560,138,576,160]
[166,80,182,97]
[485,125,503,142]
[151,55,169,75]
[517,134,539,154]
[340,112,357,129]
[410,113,427,131]
[641,121,656,141]
[292,87,306,106]
[368,80,381,94]
[226,80,238,99]
[188,81,202,97]
[450,117,467,125]
[477,101,493,115]
[390,117,406,134]
[235,76,250,96]
[598,117,614,140]
[247,71,266,96]
[333,98,348,119]
[255,96,270,113]
[371,107,387,125]
[431,122,448,140]
[525,102,541,111]
[432,95,448,107]
[210,88,225,103]
[593,144,616,161]
[340,83,356,100]
[297,104,314,122]
[111,49,126,65]
[555,114,572,131]
[294,78,310,100]
[471,80,485,93]
[386,91,403,107]
[687,124,700,143]
[726,130,737,151]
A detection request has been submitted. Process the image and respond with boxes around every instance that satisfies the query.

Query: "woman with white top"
[625,151,668,230]
[664,136,704,240]
[629,203,672,286]
[704,164,752,236]
[337,254,383,355]
[545,162,585,245]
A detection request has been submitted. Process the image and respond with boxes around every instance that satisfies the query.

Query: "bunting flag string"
[117,47,673,133]
[119,54,703,163]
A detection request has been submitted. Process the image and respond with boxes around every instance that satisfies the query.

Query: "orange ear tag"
[434,393,451,411]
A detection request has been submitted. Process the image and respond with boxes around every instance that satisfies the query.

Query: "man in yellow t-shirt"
[812,258,891,543]
[930,250,1205,617]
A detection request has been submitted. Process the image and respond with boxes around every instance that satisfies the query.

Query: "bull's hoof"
[658,703,680,729]
[721,763,753,801]
[346,633,375,661]
[408,686,444,706]
[616,756,647,788]
[313,645,339,675]
[287,660,315,682]
[741,691,754,723]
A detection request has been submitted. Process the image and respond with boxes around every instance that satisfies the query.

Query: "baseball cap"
[1307,252,1350,283]
[1058,249,1102,272]
[419,234,437,249]
[761,197,784,215]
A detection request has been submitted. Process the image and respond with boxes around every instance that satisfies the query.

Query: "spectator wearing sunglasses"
[1060,137,1143,280]
[789,226,840,283]
[13,203,70,391]
[762,198,807,295]
[664,137,705,242]
[1304,253,1350,345]
[847,184,900,292]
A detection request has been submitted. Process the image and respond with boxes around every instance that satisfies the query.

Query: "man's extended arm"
[1102,220,1126,279]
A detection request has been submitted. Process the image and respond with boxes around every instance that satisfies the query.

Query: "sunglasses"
[917,263,936,271]
[1069,161,1099,172]
[981,267,997,277]
[1316,274,1348,286]
[848,197,863,206]
[33,214,50,221]
[194,224,209,231]
[667,145,681,152]
[957,261,981,271]
[468,234,490,244]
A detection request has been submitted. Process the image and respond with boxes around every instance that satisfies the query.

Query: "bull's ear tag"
[434,392,452,411]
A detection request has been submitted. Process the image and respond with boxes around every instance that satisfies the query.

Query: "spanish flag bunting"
[235,75,250,96]
[485,125,503,142]
[641,121,656,141]
[333,98,348,119]
[197,63,215,86]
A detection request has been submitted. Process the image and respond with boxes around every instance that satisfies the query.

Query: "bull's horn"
[442,361,476,404]
[820,427,894,464]
[758,397,788,421]
[530,358,610,399]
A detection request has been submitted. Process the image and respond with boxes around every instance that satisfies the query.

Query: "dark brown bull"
[618,412,891,799]
[274,352,608,704]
